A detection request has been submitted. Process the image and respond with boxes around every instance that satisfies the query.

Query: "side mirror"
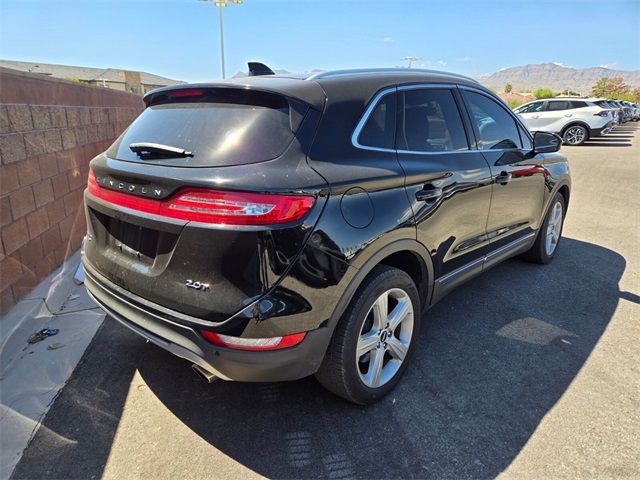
[534,131,562,153]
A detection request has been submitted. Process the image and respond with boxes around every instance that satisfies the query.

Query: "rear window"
[108,90,298,167]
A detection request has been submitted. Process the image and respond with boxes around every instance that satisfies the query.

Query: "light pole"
[401,56,420,68]
[200,0,243,79]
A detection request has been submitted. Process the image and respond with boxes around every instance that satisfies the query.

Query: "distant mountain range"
[231,62,640,94]
[479,63,640,93]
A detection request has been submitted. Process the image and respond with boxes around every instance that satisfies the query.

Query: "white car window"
[518,101,544,113]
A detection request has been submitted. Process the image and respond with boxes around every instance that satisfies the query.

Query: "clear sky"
[1,0,638,83]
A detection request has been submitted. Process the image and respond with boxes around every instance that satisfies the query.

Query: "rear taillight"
[87,169,315,225]
[593,111,610,117]
[199,330,306,351]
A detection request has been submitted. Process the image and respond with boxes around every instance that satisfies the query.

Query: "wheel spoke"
[554,208,562,224]
[357,332,379,358]
[388,299,410,331]
[365,347,385,387]
[372,293,388,329]
[387,337,408,361]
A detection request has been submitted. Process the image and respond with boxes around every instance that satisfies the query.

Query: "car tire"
[315,265,421,405]
[562,125,588,145]
[522,192,566,264]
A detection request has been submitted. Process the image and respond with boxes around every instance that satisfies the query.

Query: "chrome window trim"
[351,86,397,153]
[396,149,479,155]
[351,83,476,155]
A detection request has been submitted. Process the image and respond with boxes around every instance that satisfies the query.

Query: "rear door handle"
[495,171,512,185]
[415,187,443,202]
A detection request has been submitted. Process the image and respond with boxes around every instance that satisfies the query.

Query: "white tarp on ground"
[0,250,105,480]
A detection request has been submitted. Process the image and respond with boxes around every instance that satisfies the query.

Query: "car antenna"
[248,62,275,77]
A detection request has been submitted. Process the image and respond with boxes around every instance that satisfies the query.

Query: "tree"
[533,88,555,99]
[590,76,630,98]
[630,87,640,103]
[504,83,513,93]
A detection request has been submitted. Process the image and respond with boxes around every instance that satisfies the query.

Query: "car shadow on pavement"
[582,125,636,147]
[582,142,631,147]
[11,238,630,479]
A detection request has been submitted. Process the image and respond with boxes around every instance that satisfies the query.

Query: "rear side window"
[357,92,396,149]
[397,88,468,152]
[463,90,522,150]
[546,101,572,111]
[108,90,298,167]
[570,101,588,109]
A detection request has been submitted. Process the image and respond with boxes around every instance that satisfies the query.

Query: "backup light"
[199,330,306,351]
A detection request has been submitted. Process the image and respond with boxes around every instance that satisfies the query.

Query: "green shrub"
[533,88,555,99]
[505,99,524,109]
[504,83,513,93]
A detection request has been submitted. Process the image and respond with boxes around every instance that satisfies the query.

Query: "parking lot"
[11,124,639,479]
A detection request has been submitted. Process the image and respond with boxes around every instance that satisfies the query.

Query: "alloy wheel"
[564,126,586,145]
[356,288,414,388]
[545,201,563,256]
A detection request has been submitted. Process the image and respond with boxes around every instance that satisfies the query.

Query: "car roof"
[144,68,484,110]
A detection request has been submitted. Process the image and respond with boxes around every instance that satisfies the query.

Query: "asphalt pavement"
[11,124,639,479]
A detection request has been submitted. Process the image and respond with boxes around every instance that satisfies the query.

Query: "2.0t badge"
[185,279,210,291]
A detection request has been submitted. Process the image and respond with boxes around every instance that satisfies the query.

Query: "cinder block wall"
[0,67,144,312]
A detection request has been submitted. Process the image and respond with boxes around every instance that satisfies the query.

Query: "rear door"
[460,87,546,259]
[540,99,580,131]
[394,85,493,295]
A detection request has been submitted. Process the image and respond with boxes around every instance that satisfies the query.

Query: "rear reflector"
[199,330,306,351]
[87,170,315,225]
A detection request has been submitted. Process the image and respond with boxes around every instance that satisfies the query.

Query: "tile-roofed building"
[0,60,183,94]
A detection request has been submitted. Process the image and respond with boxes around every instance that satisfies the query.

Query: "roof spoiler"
[248,62,275,77]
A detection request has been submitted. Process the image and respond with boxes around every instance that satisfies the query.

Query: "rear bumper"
[591,122,614,137]
[83,260,331,382]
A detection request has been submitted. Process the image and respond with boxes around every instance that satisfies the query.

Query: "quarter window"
[463,90,522,150]
[397,89,469,152]
[358,92,396,149]
[518,124,533,150]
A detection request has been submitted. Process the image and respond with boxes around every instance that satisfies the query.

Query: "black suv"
[82,67,570,404]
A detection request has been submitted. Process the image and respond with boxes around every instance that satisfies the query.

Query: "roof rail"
[307,67,479,83]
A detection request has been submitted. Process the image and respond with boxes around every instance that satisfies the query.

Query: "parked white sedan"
[514,98,614,145]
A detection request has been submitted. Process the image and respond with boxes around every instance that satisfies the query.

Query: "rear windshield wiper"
[129,142,193,158]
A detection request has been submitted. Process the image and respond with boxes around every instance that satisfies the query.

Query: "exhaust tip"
[191,363,218,383]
